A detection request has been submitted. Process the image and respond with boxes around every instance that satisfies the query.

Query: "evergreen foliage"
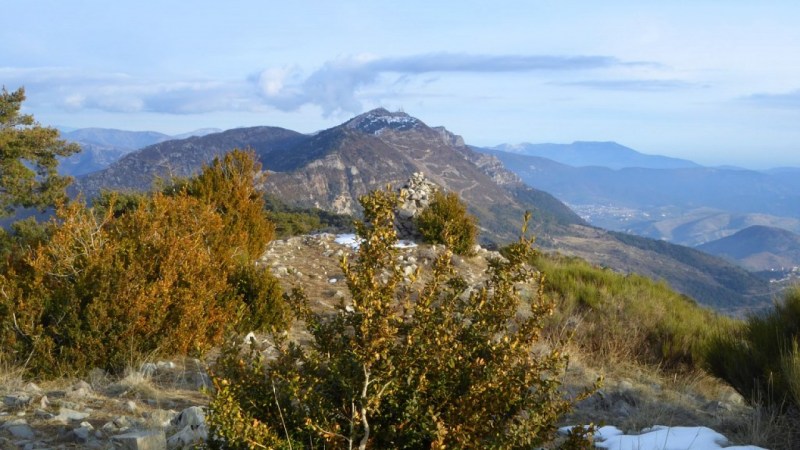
[263,193,354,238]
[0,150,288,377]
[0,87,80,215]
[207,188,595,449]
[183,150,275,261]
[415,190,478,255]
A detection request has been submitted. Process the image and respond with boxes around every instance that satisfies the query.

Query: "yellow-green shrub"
[227,262,290,334]
[207,191,595,449]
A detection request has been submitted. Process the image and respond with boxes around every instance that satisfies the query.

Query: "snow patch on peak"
[347,109,421,135]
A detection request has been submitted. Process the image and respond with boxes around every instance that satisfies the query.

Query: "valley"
[479,143,800,275]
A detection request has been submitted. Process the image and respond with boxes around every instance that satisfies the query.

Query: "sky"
[3,1,800,169]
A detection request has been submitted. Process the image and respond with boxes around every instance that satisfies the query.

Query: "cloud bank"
[255,53,645,115]
[4,53,652,116]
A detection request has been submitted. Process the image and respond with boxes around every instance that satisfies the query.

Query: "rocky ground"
[0,360,210,449]
[0,233,771,449]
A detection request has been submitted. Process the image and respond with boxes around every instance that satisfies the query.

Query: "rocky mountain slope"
[72,109,771,312]
[76,109,584,243]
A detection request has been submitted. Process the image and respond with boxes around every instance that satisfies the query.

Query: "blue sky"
[3,1,800,168]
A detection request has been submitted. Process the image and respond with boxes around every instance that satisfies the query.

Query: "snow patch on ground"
[334,233,417,249]
[560,425,765,450]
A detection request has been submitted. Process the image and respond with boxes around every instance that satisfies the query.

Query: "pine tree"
[0,87,80,215]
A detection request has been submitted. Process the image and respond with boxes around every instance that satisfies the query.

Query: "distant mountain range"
[70,109,772,314]
[479,147,800,246]
[59,127,221,176]
[491,141,700,169]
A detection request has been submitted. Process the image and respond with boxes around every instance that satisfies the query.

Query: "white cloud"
[253,53,649,116]
[3,53,655,117]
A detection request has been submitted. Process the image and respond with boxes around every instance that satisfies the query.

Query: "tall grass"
[531,252,737,371]
[705,286,800,409]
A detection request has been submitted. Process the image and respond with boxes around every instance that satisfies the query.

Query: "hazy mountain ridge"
[545,225,773,313]
[481,148,800,242]
[71,110,771,312]
[60,127,223,176]
[698,225,800,271]
[75,126,308,194]
[492,141,700,169]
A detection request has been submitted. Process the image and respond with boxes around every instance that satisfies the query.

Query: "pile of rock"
[395,172,438,240]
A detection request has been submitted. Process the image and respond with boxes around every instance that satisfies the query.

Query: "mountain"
[481,148,800,245]
[492,141,700,169]
[627,209,800,247]
[60,128,223,176]
[73,109,771,313]
[697,225,800,271]
[62,128,171,149]
[77,109,584,243]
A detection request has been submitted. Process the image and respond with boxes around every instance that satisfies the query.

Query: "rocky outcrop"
[395,172,439,240]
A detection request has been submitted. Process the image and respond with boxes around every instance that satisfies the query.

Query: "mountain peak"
[346,108,422,135]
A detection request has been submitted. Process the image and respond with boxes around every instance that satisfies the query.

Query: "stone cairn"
[395,172,438,241]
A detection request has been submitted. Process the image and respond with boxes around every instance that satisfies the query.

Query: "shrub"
[227,262,290,334]
[0,217,53,266]
[705,287,800,409]
[207,188,595,449]
[0,151,288,377]
[92,190,147,218]
[184,149,274,261]
[415,190,478,255]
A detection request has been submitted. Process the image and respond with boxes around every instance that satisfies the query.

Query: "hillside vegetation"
[533,252,736,370]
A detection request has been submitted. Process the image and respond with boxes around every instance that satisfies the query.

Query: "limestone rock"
[22,384,41,395]
[66,380,93,399]
[171,406,205,429]
[1,419,34,440]
[111,430,167,450]
[2,393,32,409]
[168,406,207,448]
[53,407,89,424]
[167,424,207,449]
[73,421,94,443]
[146,409,177,428]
